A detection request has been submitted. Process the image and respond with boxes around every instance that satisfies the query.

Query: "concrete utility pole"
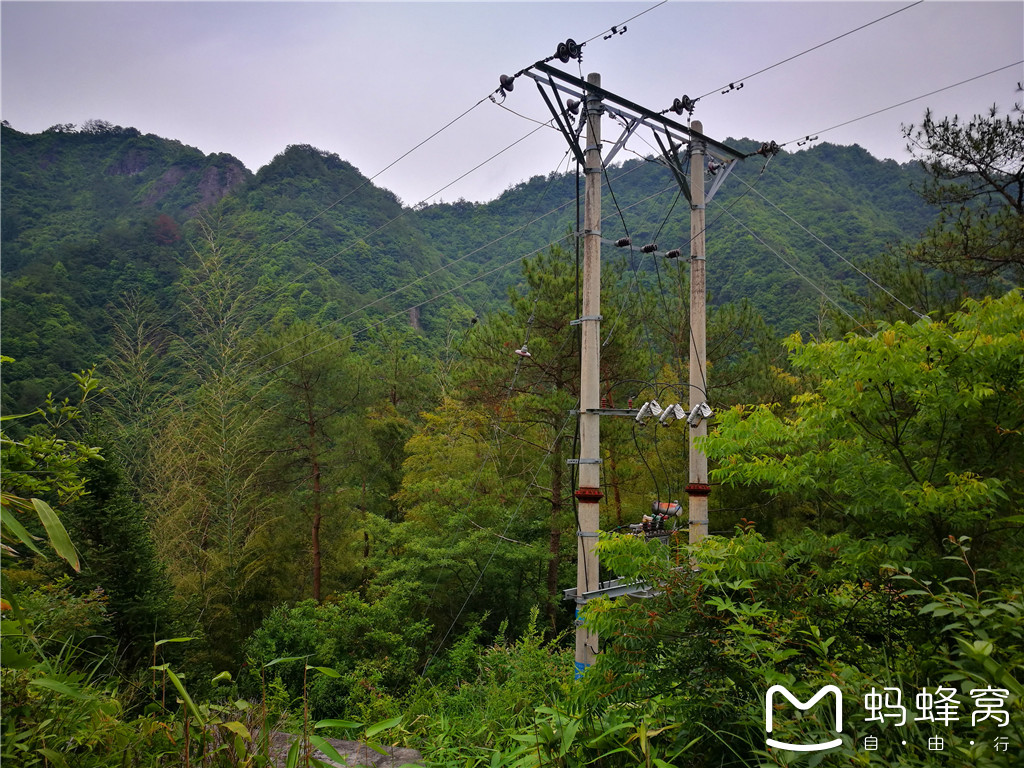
[687,120,710,545]
[574,73,604,679]
[522,62,747,677]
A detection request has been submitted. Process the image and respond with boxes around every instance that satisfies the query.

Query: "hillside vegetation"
[1,106,1021,767]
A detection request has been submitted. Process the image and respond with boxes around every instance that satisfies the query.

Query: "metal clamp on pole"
[567,458,602,465]
[570,315,603,326]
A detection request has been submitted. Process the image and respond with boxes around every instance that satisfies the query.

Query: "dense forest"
[1,101,1021,768]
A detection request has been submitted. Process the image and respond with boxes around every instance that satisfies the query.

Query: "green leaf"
[36,748,70,768]
[154,636,195,647]
[265,655,306,667]
[222,720,251,741]
[0,412,39,421]
[285,736,301,768]
[29,677,91,700]
[0,507,44,556]
[211,670,232,684]
[306,664,341,678]
[315,719,363,730]
[309,735,348,765]
[0,644,37,669]
[165,667,203,724]
[365,715,402,739]
[558,718,581,757]
[31,498,79,571]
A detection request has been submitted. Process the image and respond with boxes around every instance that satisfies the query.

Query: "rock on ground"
[268,731,423,767]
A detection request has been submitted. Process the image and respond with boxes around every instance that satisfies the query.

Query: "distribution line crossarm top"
[528,61,748,163]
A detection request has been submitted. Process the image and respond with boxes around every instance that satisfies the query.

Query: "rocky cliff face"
[1,122,254,223]
[196,160,249,209]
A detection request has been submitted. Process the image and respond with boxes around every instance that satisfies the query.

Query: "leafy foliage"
[705,290,1024,574]
[1,108,1021,767]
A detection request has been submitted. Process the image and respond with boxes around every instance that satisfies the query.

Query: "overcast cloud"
[2,1,1022,204]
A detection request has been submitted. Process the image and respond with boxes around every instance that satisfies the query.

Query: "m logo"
[765,684,843,752]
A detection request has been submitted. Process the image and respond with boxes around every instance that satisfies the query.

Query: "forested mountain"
[2,107,1022,767]
[3,120,937,413]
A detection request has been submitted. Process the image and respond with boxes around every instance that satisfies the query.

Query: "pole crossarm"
[527,62,748,163]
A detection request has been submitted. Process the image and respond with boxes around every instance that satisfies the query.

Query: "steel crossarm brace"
[531,61,747,162]
[706,159,738,204]
[652,128,692,205]
[535,77,585,167]
[603,117,639,167]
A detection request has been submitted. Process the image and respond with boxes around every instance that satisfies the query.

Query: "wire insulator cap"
[671,96,695,115]
[614,237,631,248]
[565,99,581,115]
[556,38,581,63]
[499,74,515,93]
[640,243,658,254]
[665,249,682,259]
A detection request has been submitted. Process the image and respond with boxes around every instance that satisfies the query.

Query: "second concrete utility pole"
[574,72,604,679]
[687,120,710,545]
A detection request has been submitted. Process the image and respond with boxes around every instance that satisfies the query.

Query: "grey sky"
[2,1,1022,204]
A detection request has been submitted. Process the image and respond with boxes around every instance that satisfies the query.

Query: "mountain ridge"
[1,121,938,413]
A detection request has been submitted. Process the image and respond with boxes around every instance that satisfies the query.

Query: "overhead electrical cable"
[695,1,924,101]
[495,102,561,130]
[716,205,857,322]
[581,1,668,45]
[422,406,578,677]
[254,161,663,372]
[259,120,550,324]
[781,60,1024,148]
[261,97,491,263]
[48,98,536,408]
[493,1,668,96]
[250,123,566,365]
[601,161,659,354]
[262,233,578,376]
[735,176,931,319]
[421,148,580,624]
[114,97,496,344]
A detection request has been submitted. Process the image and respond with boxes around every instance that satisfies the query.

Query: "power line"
[781,60,1024,148]
[716,204,857,322]
[254,160,660,373]
[261,233,577,376]
[421,406,577,677]
[250,122,555,366]
[582,1,668,46]
[696,1,924,101]
[260,98,490,270]
[735,175,930,319]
